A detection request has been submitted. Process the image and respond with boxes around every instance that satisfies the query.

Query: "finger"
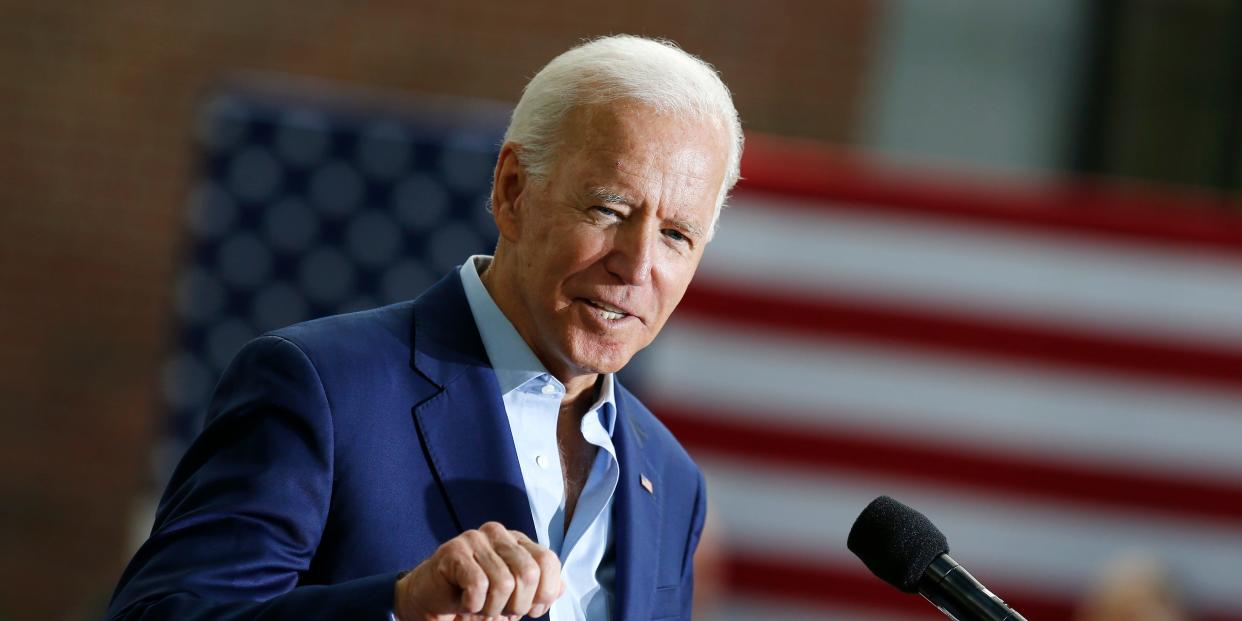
[480,523,538,616]
[512,531,563,615]
[492,533,540,615]
[438,539,489,615]
[472,533,517,616]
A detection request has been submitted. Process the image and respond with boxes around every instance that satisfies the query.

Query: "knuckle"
[518,562,541,583]
[536,548,559,567]
[440,540,472,561]
[490,575,516,594]
[462,571,486,591]
[481,522,510,540]
[450,559,475,584]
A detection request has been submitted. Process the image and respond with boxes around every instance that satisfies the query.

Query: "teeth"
[588,299,627,319]
[594,300,626,314]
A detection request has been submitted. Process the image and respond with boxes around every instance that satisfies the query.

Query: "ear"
[490,142,527,242]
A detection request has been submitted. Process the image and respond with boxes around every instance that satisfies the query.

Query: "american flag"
[162,77,506,463]
[165,79,1242,620]
[643,138,1242,620]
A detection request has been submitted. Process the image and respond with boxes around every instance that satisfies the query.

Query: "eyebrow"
[587,187,638,206]
[586,186,707,240]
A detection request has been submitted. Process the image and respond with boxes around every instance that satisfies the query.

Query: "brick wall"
[0,2,878,618]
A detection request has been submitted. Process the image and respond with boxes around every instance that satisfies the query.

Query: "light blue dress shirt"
[458,256,620,621]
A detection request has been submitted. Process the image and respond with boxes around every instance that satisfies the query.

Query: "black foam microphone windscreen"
[846,495,949,592]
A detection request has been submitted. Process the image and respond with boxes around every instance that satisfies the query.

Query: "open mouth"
[580,298,631,321]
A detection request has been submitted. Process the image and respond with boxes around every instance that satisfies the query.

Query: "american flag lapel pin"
[640,474,654,495]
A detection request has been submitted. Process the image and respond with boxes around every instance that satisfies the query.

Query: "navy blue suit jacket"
[108,271,707,621]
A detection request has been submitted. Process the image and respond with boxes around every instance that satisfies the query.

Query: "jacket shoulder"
[267,301,415,364]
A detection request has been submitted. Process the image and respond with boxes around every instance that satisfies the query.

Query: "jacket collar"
[409,270,491,389]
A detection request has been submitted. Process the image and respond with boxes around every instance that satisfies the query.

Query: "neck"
[479,254,602,405]
[561,374,601,415]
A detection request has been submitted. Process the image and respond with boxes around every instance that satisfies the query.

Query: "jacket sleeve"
[106,335,401,620]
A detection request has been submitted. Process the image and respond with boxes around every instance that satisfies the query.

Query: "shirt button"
[541,384,557,395]
[535,454,548,469]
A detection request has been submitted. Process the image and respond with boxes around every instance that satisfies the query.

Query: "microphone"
[847,495,1028,621]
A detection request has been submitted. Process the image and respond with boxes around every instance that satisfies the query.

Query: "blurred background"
[3,1,1242,620]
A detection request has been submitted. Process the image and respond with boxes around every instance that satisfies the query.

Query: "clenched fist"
[394,522,565,621]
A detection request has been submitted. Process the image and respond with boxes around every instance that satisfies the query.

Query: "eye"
[592,206,621,220]
[663,228,690,244]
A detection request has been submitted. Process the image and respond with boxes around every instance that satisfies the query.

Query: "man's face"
[493,102,728,379]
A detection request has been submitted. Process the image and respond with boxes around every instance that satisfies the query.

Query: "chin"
[570,352,630,375]
[565,340,637,376]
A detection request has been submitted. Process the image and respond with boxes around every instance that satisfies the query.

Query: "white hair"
[503,35,743,233]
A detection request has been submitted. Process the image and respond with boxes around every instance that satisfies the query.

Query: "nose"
[605,220,656,286]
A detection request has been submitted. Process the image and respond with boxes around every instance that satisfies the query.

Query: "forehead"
[553,102,727,217]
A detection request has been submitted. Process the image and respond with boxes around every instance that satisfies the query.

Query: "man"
[107,34,742,621]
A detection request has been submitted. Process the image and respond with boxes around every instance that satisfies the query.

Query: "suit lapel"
[612,389,663,621]
[408,272,537,541]
[409,272,666,619]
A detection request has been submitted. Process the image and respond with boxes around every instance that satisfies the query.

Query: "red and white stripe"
[641,136,1242,620]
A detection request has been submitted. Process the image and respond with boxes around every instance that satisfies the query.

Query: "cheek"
[654,259,700,306]
[551,222,603,258]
